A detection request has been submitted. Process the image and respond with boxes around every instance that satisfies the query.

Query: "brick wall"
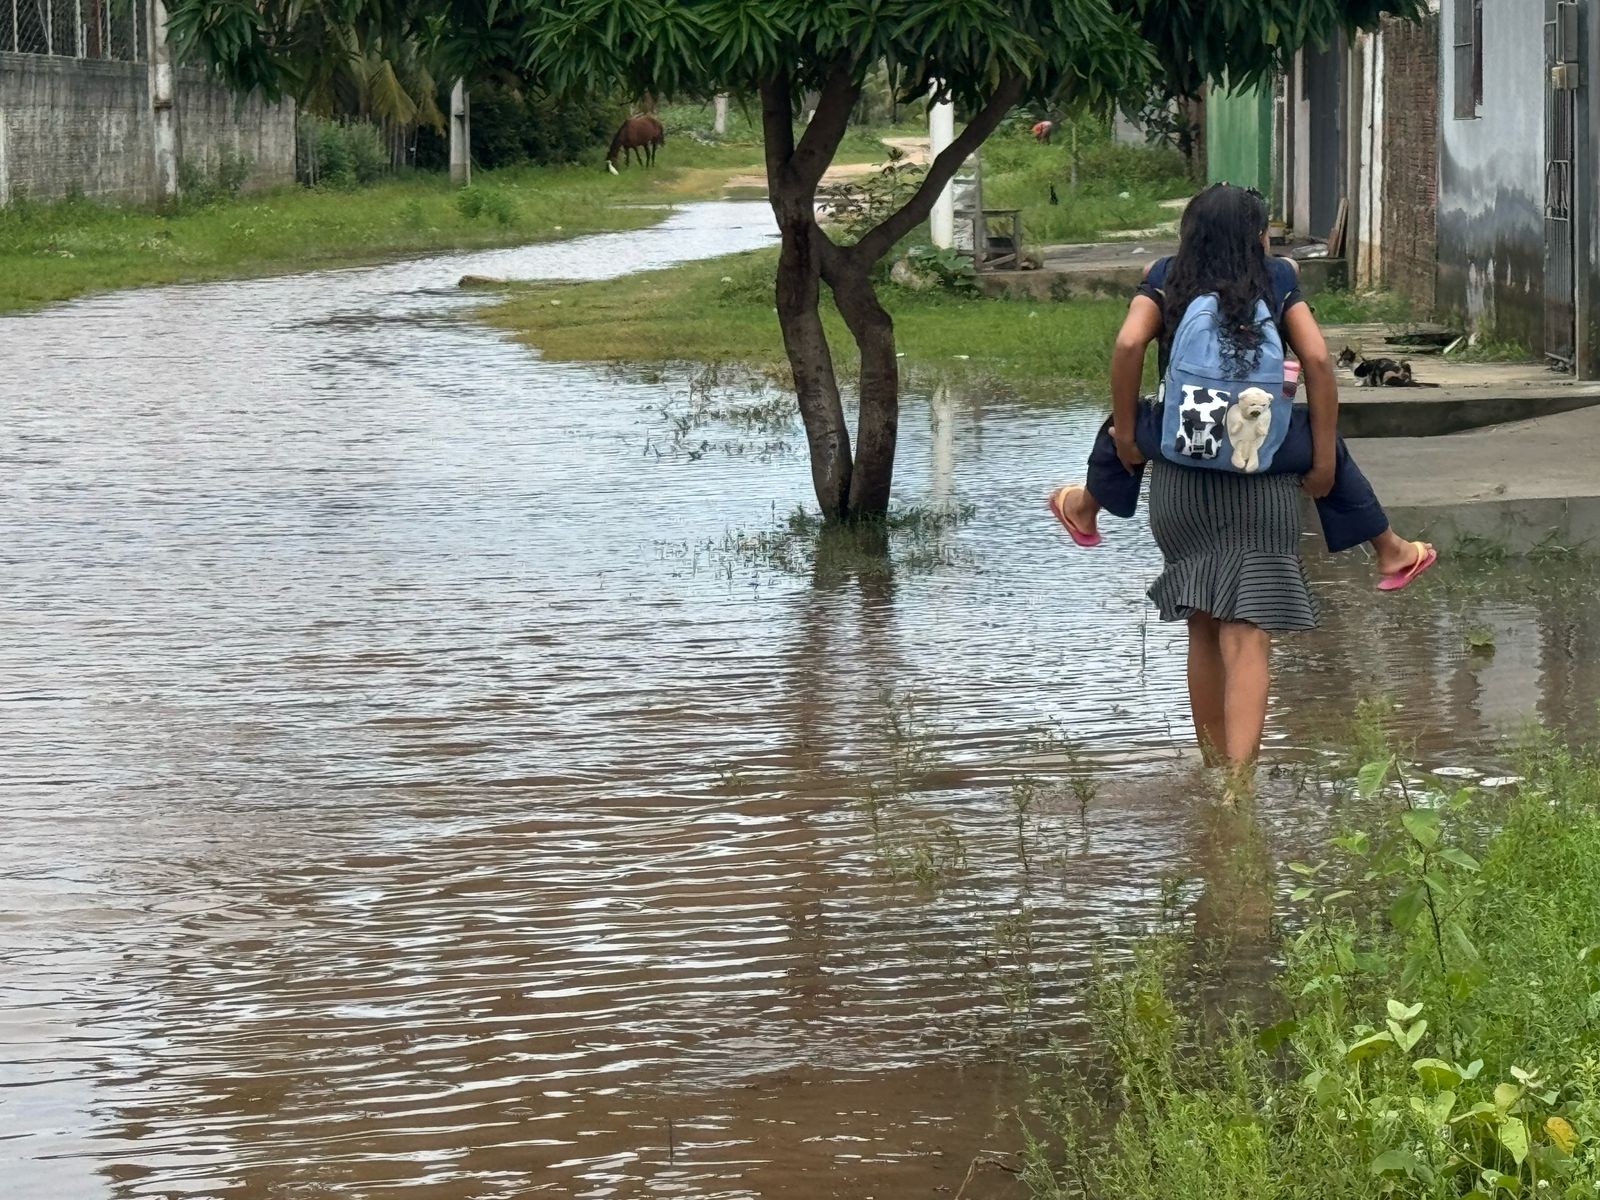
[1380,12,1440,311]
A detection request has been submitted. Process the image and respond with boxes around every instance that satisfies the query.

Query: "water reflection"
[1,202,1595,1198]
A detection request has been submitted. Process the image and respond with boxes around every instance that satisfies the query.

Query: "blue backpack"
[1158,294,1289,473]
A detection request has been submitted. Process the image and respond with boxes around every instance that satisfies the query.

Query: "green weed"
[1022,732,1600,1200]
[487,247,1126,400]
[1311,288,1417,326]
[981,121,1194,245]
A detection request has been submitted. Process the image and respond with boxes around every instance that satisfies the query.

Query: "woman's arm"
[1111,295,1162,470]
[1281,301,1337,498]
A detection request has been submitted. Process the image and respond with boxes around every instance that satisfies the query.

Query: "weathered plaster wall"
[0,54,294,205]
[1436,0,1545,348]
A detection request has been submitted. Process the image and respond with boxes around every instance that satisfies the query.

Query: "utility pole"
[148,0,178,203]
[450,80,471,186]
[929,93,955,248]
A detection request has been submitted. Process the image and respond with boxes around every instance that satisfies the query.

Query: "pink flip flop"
[1046,485,1102,548]
[1377,541,1437,591]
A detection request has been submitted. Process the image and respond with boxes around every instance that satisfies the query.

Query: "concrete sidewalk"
[1349,405,1600,553]
[1324,322,1600,438]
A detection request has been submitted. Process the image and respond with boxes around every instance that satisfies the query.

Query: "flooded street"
[4,201,1598,1199]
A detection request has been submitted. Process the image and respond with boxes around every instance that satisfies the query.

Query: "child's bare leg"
[1187,613,1227,766]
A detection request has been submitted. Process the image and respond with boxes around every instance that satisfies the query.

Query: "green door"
[1206,84,1273,201]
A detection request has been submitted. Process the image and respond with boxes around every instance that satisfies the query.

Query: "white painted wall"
[1292,51,1312,234]
[1355,29,1386,287]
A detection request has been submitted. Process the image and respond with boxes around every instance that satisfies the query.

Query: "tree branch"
[760,72,797,196]
[790,63,862,191]
[851,74,1027,265]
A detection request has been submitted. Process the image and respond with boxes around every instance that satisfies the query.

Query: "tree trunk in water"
[774,214,853,521]
[830,265,899,517]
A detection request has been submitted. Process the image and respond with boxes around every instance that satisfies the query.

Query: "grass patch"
[1307,288,1418,327]
[0,116,896,314]
[981,124,1195,246]
[1448,337,1537,363]
[483,246,1127,399]
[0,164,676,312]
[1022,736,1600,1200]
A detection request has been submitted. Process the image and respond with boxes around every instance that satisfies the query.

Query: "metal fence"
[2,0,145,61]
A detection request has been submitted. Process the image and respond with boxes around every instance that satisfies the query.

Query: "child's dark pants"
[1084,402,1390,554]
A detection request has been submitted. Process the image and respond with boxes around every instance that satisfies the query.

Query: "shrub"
[455,185,518,225]
[414,85,625,171]
[177,149,254,208]
[902,243,978,295]
[298,118,391,189]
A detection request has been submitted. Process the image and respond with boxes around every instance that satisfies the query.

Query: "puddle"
[2,202,1597,1198]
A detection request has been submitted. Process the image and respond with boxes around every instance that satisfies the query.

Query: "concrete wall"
[1579,0,1600,379]
[1436,0,1545,349]
[0,53,294,205]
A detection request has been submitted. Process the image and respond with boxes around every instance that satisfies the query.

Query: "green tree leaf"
[1402,808,1442,849]
[1345,1030,1396,1062]
[1390,883,1427,932]
[1498,1115,1529,1165]
[1371,1148,1420,1178]
[1387,999,1424,1022]
[1438,846,1481,871]
[1413,1058,1462,1090]
[1357,757,1393,798]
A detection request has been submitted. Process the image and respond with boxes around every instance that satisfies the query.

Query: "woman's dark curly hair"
[1161,183,1274,373]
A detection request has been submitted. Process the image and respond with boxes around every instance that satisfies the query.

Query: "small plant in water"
[856,691,969,892]
[990,904,1038,1022]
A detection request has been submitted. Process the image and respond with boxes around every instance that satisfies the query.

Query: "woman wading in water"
[1048,185,1435,790]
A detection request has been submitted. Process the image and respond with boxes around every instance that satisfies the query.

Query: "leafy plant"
[903,243,978,294]
[818,147,926,244]
[455,185,519,225]
[1024,734,1600,1200]
[177,150,254,207]
[297,116,392,188]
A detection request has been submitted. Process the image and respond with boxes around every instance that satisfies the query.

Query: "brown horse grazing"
[606,115,665,173]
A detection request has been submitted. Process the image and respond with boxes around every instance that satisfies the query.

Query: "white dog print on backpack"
[1226,386,1275,472]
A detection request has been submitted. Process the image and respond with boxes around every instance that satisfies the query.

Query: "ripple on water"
[3,201,1597,1198]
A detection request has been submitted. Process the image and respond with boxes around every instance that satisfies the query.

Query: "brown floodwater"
[3,202,1598,1199]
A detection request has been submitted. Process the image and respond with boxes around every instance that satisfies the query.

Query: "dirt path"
[722,134,931,193]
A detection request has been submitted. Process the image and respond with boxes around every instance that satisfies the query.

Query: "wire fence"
[2,0,145,61]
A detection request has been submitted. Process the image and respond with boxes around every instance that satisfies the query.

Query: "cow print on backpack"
[1173,385,1230,460]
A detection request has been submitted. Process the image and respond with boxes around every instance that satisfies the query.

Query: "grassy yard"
[0,116,893,314]
[981,120,1196,245]
[479,121,1201,399]
[481,246,1132,399]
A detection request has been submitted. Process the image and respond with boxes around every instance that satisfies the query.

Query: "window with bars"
[2,0,145,61]
[1453,0,1484,118]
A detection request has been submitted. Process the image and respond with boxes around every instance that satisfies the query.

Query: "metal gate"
[1305,41,1344,240]
[1545,0,1582,369]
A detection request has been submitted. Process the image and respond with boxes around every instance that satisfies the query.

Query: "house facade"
[1207,1,1600,379]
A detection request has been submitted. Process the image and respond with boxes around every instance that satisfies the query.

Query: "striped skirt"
[1146,461,1318,632]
